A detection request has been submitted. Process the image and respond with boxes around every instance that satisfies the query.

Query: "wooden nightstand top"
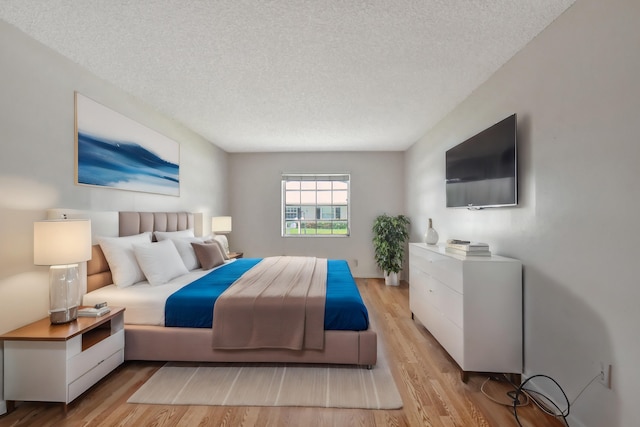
[228,251,244,259]
[0,307,125,342]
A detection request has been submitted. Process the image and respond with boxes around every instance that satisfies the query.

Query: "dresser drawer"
[67,329,124,383]
[411,246,463,293]
[409,246,431,268]
[424,276,463,329]
[410,281,437,329]
[409,251,430,278]
[428,258,463,294]
[409,261,430,293]
[433,314,463,367]
[413,290,463,367]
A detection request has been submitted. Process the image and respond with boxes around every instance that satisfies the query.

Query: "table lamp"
[34,219,92,324]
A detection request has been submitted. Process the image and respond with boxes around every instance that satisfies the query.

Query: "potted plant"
[372,214,410,286]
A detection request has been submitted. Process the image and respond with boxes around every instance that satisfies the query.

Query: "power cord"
[480,376,529,407]
[481,372,601,427]
[568,373,601,407]
[513,375,569,426]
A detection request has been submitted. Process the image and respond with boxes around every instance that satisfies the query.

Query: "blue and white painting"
[75,93,180,196]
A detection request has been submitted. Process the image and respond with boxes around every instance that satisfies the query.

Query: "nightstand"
[228,251,244,259]
[0,307,125,410]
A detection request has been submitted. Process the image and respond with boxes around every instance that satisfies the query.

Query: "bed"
[80,211,377,368]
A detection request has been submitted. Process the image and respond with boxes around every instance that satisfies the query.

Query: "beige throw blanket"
[212,256,327,350]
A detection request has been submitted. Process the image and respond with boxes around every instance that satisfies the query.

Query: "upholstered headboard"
[118,211,194,237]
[86,211,195,292]
[87,244,113,292]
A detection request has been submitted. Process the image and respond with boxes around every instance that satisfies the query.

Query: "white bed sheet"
[82,260,235,326]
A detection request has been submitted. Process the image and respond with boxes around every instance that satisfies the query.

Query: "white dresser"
[409,243,522,380]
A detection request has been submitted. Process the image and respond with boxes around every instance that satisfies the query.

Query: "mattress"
[82,258,369,331]
[82,261,231,325]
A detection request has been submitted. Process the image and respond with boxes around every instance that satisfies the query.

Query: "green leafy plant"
[372,214,411,274]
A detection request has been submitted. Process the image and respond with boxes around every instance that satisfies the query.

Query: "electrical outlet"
[599,362,611,388]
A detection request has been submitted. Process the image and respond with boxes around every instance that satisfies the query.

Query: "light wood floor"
[1,279,564,427]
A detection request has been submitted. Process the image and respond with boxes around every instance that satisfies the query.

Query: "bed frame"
[83,211,377,367]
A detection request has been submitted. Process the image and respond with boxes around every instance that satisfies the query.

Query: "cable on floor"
[480,376,529,407]
[482,371,601,427]
[513,374,569,427]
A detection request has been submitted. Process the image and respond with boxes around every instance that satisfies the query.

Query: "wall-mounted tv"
[445,114,517,209]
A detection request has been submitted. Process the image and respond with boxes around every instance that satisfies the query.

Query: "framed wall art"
[75,92,180,196]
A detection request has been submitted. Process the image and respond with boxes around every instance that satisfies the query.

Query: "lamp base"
[50,306,78,324]
[49,264,81,324]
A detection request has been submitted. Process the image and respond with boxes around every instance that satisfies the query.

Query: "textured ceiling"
[0,1,574,152]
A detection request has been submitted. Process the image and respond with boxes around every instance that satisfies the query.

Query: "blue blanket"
[165,258,369,331]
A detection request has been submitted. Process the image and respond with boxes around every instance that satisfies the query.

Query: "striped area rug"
[127,343,402,409]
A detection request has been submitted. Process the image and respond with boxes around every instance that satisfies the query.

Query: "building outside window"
[281,174,350,236]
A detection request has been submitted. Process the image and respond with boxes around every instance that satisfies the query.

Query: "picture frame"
[75,92,180,196]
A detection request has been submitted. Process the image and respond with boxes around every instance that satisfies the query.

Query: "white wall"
[405,1,639,426]
[228,152,405,278]
[0,21,228,411]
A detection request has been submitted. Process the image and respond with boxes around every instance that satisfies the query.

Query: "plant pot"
[384,271,399,286]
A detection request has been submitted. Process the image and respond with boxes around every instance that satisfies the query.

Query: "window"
[282,174,350,236]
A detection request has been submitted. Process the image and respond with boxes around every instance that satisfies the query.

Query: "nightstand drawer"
[68,348,124,402]
[68,329,124,383]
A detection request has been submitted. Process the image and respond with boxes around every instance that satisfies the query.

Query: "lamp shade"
[212,216,232,234]
[34,219,92,265]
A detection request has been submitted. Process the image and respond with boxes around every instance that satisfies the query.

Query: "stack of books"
[78,306,111,317]
[445,239,491,257]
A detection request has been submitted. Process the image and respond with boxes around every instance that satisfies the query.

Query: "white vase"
[424,218,439,245]
[384,271,399,286]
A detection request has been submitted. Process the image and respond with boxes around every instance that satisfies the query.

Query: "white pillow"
[210,237,230,260]
[97,232,152,288]
[154,229,195,241]
[170,237,206,270]
[133,240,189,286]
[212,234,230,254]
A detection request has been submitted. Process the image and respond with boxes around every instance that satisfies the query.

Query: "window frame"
[281,173,351,237]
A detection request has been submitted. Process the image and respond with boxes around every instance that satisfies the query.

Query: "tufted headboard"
[86,211,195,292]
[118,211,194,237]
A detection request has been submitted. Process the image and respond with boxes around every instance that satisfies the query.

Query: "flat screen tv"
[445,114,517,209]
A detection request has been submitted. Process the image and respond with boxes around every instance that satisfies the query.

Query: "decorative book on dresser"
[409,243,522,381]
